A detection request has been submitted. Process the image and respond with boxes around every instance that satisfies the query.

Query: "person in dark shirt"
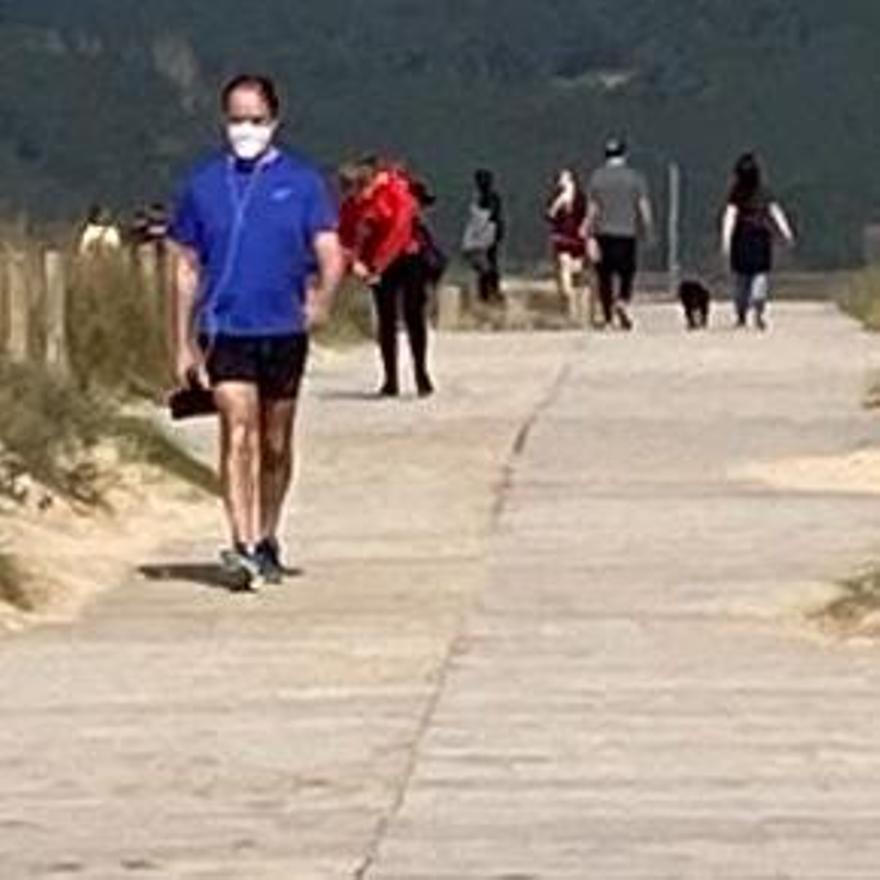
[462,168,504,303]
[587,138,653,330]
[721,153,795,330]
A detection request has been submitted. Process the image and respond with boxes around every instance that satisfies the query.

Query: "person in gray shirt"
[587,138,653,330]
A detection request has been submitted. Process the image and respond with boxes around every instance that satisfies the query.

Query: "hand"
[175,343,208,389]
[352,261,379,285]
[587,237,602,264]
[306,296,331,331]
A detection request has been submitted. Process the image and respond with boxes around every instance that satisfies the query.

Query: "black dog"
[678,280,711,330]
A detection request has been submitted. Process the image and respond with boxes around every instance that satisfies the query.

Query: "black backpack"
[415,220,448,284]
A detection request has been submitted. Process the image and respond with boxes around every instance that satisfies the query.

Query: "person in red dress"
[546,168,596,325]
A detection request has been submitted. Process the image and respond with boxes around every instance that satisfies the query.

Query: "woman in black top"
[721,153,795,330]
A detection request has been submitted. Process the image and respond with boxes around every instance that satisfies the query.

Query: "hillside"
[1,0,878,267]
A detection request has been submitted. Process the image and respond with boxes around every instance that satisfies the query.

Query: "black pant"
[372,255,430,389]
[595,235,637,324]
[466,246,502,302]
[480,245,502,302]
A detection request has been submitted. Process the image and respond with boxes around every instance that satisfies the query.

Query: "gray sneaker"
[220,544,262,592]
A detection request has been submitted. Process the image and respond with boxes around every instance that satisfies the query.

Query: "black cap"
[605,137,627,159]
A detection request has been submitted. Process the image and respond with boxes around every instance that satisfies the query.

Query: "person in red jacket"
[339,156,434,397]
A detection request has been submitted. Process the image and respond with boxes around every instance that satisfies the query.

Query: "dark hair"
[605,137,627,159]
[409,178,436,207]
[475,168,494,191]
[338,154,384,195]
[221,74,281,118]
[728,152,766,206]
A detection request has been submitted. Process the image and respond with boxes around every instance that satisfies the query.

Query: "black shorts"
[202,334,309,400]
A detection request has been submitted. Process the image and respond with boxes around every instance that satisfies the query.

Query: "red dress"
[548,191,587,258]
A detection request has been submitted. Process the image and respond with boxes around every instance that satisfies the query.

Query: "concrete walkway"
[370,304,880,879]
[4,303,880,879]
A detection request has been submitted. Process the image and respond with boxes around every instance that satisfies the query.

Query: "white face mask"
[226,121,276,161]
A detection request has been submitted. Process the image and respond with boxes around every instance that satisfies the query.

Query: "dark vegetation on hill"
[1,0,878,268]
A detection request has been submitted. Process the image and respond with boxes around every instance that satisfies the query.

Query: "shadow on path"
[315,389,382,402]
[138,562,305,593]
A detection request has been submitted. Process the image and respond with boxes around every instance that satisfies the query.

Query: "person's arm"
[169,241,208,387]
[637,175,654,242]
[307,231,345,330]
[547,191,567,222]
[585,174,601,237]
[769,202,795,244]
[638,195,654,242]
[491,193,505,244]
[167,183,208,386]
[585,191,602,261]
[721,204,738,258]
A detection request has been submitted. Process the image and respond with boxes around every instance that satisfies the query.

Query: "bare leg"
[585,278,600,328]
[259,397,298,542]
[555,253,575,319]
[215,382,261,548]
[570,256,587,326]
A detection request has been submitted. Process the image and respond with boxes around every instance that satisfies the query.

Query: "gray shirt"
[588,162,649,238]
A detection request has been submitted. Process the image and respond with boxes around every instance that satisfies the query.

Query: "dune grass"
[0,553,31,612]
[0,359,218,506]
[109,415,219,496]
[0,359,108,503]
[838,267,880,331]
[811,569,880,635]
[66,252,170,394]
[313,278,374,347]
[1,235,369,510]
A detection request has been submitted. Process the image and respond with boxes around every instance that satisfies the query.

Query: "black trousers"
[372,254,429,388]
[480,245,502,302]
[595,235,637,323]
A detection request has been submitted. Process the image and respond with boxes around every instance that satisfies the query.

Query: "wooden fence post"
[437,283,463,330]
[5,250,29,362]
[43,250,69,377]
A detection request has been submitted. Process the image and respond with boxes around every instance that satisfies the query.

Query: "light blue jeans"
[733,273,769,324]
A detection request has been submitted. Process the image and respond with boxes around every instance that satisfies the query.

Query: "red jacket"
[340,169,419,275]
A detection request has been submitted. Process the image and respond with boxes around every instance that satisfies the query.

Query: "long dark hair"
[728,153,766,209]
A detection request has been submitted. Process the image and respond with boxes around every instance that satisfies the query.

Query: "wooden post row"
[5,250,29,363]
[43,250,69,377]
